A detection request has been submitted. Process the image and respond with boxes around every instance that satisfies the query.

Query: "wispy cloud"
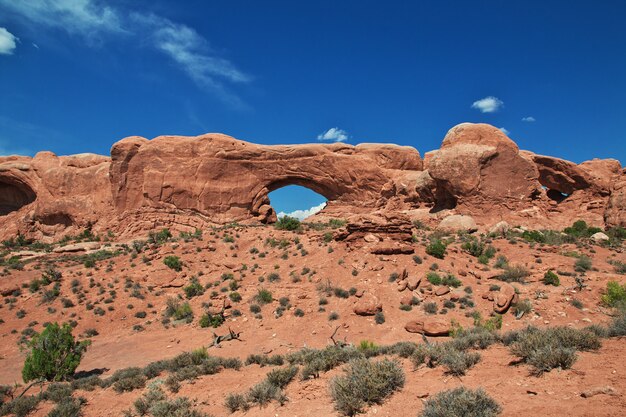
[317,127,349,142]
[522,116,536,122]
[277,202,327,221]
[499,127,510,135]
[0,0,123,42]
[471,96,504,113]
[0,0,249,105]
[0,27,18,55]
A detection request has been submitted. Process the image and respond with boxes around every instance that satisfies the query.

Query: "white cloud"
[317,127,349,142]
[0,0,249,104]
[522,116,536,122]
[0,27,18,55]
[471,96,504,113]
[0,0,124,41]
[277,202,327,221]
[499,127,510,135]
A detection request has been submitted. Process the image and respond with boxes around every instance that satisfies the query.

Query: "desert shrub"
[375,311,385,324]
[199,313,224,328]
[163,255,183,271]
[574,256,592,273]
[47,397,84,417]
[0,394,42,417]
[563,220,602,238]
[287,345,361,379]
[601,281,626,308]
[420,386,501,417]
[148,228,172,245]
[246,380,286,407]
[423,302,438,314]
[266,366,298,389]
[245,354,284,367]
[70,375,103,391]
[329,312,339,321]
[165,298,193,322]
[512,299,533,318]
[183,278,204,298]
[225,393,250,412]
[330,358,404,416]
[255,289,273,305]
[134,385,166,416]
[441,274,462,288]
[22,323,89,382]
[413,255,423,264]
[498,265,530,283]
[542,270,560,286]
[426,272,441,285]
[505,326,600,375]
[494,255,508,269]
[149,396,209,417]
[108,367,147,393]
[275,216,301,231]
[44,383,73,403]
[426,240,446,259]
[411,344,480,376]
[608,309,626,337]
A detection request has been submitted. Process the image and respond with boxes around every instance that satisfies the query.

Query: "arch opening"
[268,185,328,221]
[0,180,36,216]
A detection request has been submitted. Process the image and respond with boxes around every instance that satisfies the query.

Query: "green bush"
[420,386,501,417]
[183,278,204,298]
[22,323,89,382]
[165,298,193,322]
[601,281,626,308]
[498,265,530,283]
[255,289,273,305]
[505,326,600,375]
[542,270,560,286]
[199,313,224,328]
[426,240,446,259]
[330,358,405,416]
[275,216,301,231]
[163,256,182,272]
[426,272,441,285]
[574,256,592,273]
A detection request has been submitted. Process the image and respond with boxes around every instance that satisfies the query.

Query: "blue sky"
[1,1,625,216]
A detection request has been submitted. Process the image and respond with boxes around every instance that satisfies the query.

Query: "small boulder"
[354,294,382,316]
[493,283,516,313]
[435,286,450,296]
[591,232,609,243]
[404,318,449,336]
[397,281,408,292]
[437,215,478,233]
[400,294,414,306]
[489,221,511,236]
[407,276,421,291]
[364,233,380,243]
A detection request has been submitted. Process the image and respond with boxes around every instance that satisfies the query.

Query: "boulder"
[404,317,449,336]
[370,244,414,255]
[591,232,609,243]
[437,215,478,233]
[435,286,450,296]
[493,283,516,314]
[489,221,511,236]
[353,294,382,316]
[407,276,421,291]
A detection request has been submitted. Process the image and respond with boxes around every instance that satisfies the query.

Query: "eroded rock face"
[0,152,114,240]
[0,123,622,240]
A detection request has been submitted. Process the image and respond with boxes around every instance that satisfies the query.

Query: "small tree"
[275,216,301,231]
[22,323,89,383]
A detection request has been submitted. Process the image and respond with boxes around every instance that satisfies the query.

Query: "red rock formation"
[0,123,622,240]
